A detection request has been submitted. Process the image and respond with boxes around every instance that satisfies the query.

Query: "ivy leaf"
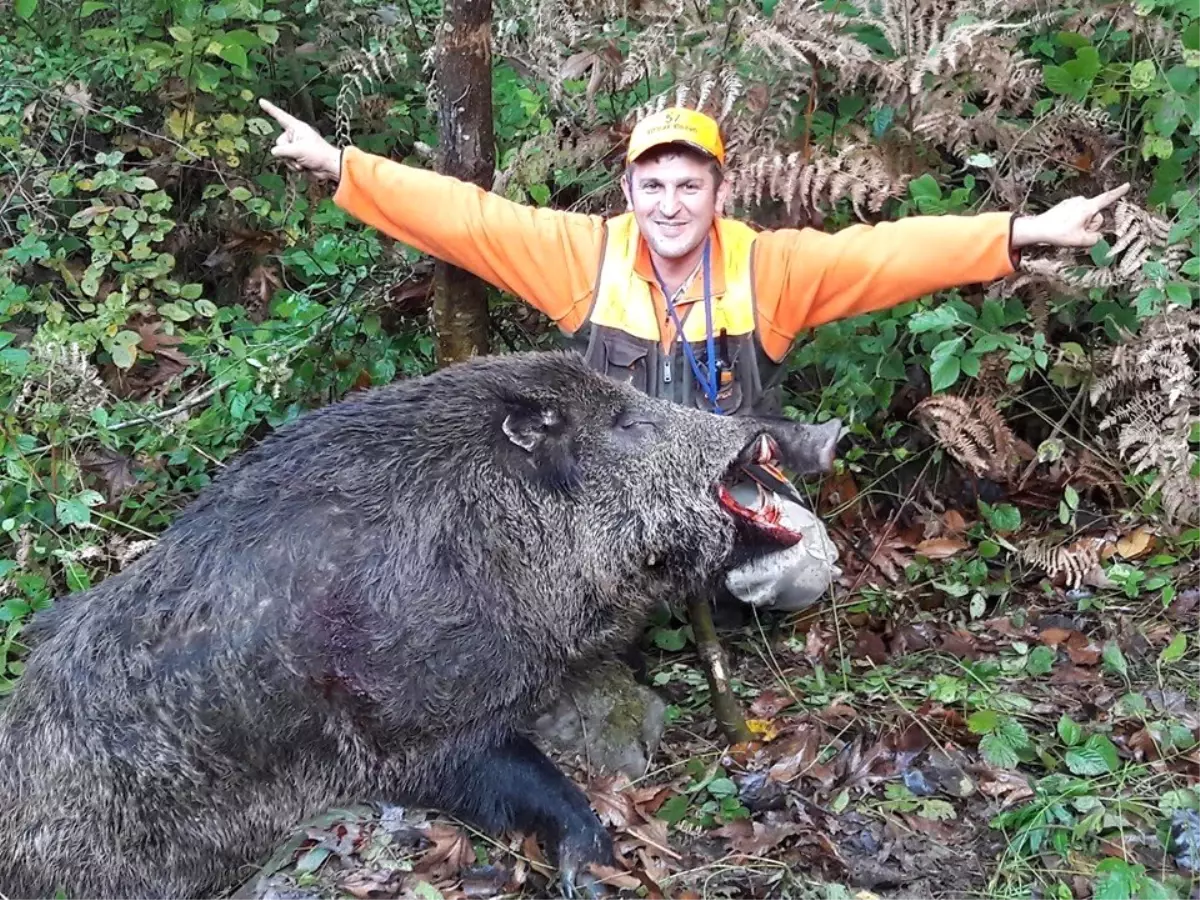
[1102,641,1129,678]
[217,42,249,69]
[412,881,443,900]
[984,503,1022,533]
[657,794,689,824]
[111,343,137,369]
[1159,632,1187,665]
[653,628,687,651]
[1042,65,1078,96]
[706,777,737,798]
[918,798,957,821]
[1058,714,1083,747]
[1130,59,1156,91]
[15,0,36,18]
[909,306,963,333]
[56,497,95,527]
[1026,645,1056,676]
[997,717,1031,749]
[968,709,999,734]
[930,352,961,393]
[1065,734,1119,775]
[159,302,192,322]
[1093,859,1136,900]
[980,734,1020,769]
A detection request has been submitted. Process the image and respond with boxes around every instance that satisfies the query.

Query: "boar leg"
[427,732,614,897]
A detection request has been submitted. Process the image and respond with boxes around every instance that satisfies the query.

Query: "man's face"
[622,149,729,263]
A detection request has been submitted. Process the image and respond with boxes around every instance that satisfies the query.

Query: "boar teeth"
[755,435,776,464]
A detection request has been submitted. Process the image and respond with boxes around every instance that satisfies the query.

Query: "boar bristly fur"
[0,350,839,899]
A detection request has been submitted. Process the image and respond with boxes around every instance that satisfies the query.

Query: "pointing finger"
[1090,182,1130,211]
[270,143,307,161]
[258,98,302,130]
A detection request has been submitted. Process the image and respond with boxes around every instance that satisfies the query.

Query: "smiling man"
[259,99,1128,613]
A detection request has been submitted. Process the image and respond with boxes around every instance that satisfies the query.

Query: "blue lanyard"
[654,239,723,415]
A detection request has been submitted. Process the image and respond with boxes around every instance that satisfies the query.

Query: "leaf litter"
[245,503,1198,900]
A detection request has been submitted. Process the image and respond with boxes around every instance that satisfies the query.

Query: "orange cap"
[626,107,725,166]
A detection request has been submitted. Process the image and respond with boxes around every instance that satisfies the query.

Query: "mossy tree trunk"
[429,0,494,365]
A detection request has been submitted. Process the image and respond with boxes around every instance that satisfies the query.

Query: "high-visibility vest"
[571,213,786,416]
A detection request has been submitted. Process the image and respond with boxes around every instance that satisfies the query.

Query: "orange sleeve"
[753,212,1018,360]
[333,147,605,331]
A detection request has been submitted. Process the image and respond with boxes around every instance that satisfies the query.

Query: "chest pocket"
[595,328,656,396]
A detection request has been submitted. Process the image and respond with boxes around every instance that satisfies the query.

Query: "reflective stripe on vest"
[574,213,785,417]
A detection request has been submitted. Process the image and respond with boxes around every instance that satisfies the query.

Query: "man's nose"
[657,188,682,216]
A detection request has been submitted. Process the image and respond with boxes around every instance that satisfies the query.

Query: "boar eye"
[613,408,659,442]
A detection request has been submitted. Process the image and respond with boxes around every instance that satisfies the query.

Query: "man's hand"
[258,99,341,182]
[1011,182,1131,249]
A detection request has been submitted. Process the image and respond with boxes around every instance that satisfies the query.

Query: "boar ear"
[501,402,582,497]
[502,405,561,453]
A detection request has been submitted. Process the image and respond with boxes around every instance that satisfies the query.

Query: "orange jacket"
[333,147,1018,362]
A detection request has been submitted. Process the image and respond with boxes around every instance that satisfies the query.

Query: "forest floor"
[237,508,1200,900]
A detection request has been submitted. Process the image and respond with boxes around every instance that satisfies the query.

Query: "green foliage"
[0,0,448,690]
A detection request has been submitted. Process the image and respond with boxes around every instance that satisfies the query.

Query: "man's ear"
[502,406,561,453]
[715,178,731,216]
[621,167,634,211]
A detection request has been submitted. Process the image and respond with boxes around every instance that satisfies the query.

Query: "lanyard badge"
[655,239,725,416]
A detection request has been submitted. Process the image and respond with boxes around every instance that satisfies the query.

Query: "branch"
[688,594,752,744]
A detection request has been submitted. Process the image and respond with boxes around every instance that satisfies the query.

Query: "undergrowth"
[1,0,1197,896]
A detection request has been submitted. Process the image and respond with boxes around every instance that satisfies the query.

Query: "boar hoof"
[562,868,611,899]
[557,822,615,898]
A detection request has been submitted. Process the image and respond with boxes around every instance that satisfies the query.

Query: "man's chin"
[647,235,701,261]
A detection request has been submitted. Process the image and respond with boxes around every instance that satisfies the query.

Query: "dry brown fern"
[1068,448,1129,510]
[1017,534,1106,589]
[1088,309,1200,526]
[912,394,1025,482]
[1008,199,1190,299]
[491,0,1080,222]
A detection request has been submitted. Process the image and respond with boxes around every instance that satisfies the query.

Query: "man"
[258,98,1129,612]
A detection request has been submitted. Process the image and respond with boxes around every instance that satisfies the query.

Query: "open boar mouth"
[716,434,806,547]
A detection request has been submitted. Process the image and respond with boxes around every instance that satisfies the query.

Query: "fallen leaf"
[414,823,476,877]
[587,862,643,891]
[338,868,404,898]
[915,537,970,559]
[976,769,1034,807]
[460,865,510,898]
[852,630,889,663]
[805,626,831,663]
[80,448,139,501]
[816,703,858,726]
[939,630,979,659]
[767,724,825,783]
[244,264,282,311]
[820,472,860,527]
[624,818,681,861]
[586,777,637,829]
[712,819,804,856]
[1050,664,1101,684]
[746,718,781,741]
[943,509,968,534]
[1038,627,1074,647]
[1116,526,1155,559]
[750,689,794,719]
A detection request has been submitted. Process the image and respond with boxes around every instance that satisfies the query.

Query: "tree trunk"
[430,0,494,366]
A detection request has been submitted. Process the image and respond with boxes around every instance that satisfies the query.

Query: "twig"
[688,594,752,745]
[107,380,230,431]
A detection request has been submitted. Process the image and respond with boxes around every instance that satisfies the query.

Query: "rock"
[532,662,667,779]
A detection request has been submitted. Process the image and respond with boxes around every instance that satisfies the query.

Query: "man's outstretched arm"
[754,183,1130,359]
[259,99,605,331]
